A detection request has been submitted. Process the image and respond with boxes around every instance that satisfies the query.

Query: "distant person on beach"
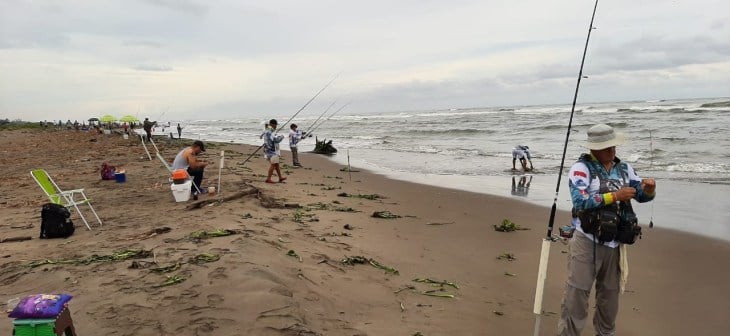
[123,122,128,134]
[263,119,286,183]
[512,145,533,171]
[143,118,154,142]
[172,140,208,195]
[557,124,656,336]
[177,123,183,139]
[289,124,304,167]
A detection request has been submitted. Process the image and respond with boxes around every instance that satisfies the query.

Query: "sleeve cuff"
[603,192,615,205]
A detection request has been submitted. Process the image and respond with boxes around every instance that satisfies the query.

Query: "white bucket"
[171,180,192,202]
[123,134,129,139]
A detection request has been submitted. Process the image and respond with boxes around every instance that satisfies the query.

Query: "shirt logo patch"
[594,195,603,203]
[573,171,587,178]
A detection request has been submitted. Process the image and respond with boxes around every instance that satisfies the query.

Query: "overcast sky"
[1,0,728,121]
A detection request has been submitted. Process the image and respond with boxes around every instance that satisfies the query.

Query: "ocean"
[178,97,730,241]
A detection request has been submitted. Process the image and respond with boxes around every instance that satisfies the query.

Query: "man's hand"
[615,187,636,201]
[641,178,656,194]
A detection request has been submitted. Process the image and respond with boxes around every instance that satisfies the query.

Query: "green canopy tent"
[119,115,139,123]
[99,115,116,123]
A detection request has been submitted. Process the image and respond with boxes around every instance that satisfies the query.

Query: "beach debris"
[343,224,354,230]
[287,250,303,262]
[339,167,361,172]
[284,203,300,208]
[129,260,157,269]
[394,285,416,294]
[413,278,460,289]
[241,213,253,219]
[9,224,34,229]
[189,229,239,239]
[27,249,153,268]
[129,226,171,240]
[425,222,454,226]
[314,138,337,154]
[493,311,505,316]
[292,209,318,223]
[497,252,517,261]
[413,332,424,336]
[153,274,186,288]
[338,192,383,200]
[341,255,399,275]
[149,263,181,274]
[400,301,406,312]
[306,202,358,213]
[321,185,341,190]
[185,185,260,210]
[421,289,455,298]
[371,210,401,219]
[188,253,221,264]
[504,272,517,277]
[493,219,530,232]
[0,236,32,244]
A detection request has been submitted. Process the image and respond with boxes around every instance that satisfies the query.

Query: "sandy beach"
[1,128,728,336]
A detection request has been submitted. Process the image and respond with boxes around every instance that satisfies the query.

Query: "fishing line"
[303,101,352,141]
[303,99,339,136]
[649,130,654,228]
[532,1,599,335]
[240,73,340,166]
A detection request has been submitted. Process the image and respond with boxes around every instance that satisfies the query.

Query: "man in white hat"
[558,124,656,336]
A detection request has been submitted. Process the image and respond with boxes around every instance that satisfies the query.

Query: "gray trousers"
[558,232,620,336]
[291,146,300,166]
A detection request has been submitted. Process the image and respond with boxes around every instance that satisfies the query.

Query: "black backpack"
[40,203,75,239]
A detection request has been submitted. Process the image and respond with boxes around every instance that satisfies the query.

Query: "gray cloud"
[132,64,174,72]
[1,0,729,121]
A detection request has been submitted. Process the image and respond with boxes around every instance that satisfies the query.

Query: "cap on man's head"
[290,124,297,129]
[193,140,206,152]
[585,124,625,150]
[269,119,278,126]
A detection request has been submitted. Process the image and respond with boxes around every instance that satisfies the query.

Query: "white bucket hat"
[585,124,625,150]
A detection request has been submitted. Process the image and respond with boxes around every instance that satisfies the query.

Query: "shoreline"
[1,129,728,335]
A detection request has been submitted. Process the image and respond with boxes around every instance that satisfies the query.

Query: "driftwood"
[0,236,32,243]
[185,186,260,210]
[185,182,285,210]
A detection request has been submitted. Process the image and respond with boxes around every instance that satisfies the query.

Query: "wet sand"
[0,129,728,335]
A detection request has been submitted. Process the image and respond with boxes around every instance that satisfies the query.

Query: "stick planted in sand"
[532,2,600,335]
[139,134,152,160]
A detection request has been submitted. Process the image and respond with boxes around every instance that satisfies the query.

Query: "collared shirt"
[263,128,283,156]
[568,154,654,248]
[289,129,303,148]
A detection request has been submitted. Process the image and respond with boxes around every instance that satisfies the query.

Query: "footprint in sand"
[269,285,293,297]
[207,294,224,306]
[208,266,228,280]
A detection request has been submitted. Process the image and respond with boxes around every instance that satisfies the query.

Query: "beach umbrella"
[88,117,99,122]
[119,115,139,123]
[99,115,117,123]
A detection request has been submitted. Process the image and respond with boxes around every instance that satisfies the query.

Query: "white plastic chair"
[30,169,102,230]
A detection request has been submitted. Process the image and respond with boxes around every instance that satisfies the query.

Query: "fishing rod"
[240,73,340,166]
[649,130,654,228]
[532,1,599,335]
[302,101,351,141]
[303,99,338,136]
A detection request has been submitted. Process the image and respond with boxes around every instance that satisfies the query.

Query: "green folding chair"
[31,169,102,230]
